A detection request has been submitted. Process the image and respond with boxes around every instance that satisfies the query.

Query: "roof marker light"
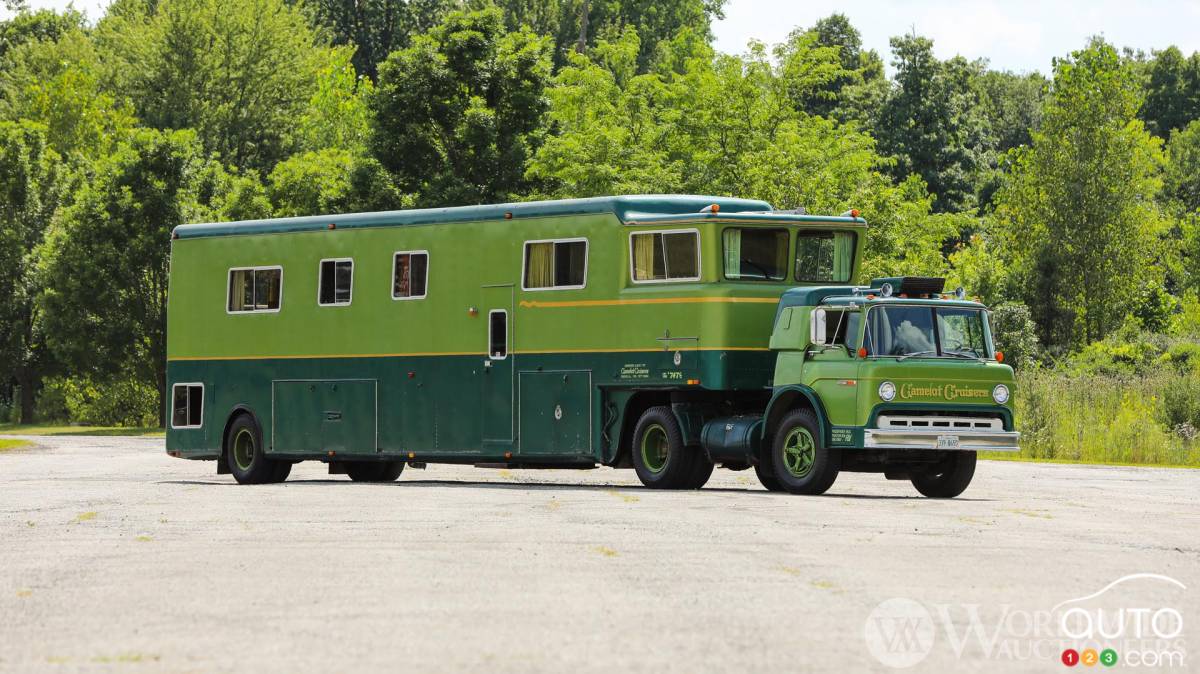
[700,204,720,214]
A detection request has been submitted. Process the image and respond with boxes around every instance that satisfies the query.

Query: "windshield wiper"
[896,350,937,361]
[942,350,986,362]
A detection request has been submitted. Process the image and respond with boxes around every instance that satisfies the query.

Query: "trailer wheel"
[631,407,698,489]
[346,461,405,483]
[753,462,784,492]
[911,452,976,498]
[771,409,840,495]
[225,413,290,485]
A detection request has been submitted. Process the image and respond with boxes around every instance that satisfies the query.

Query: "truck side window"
[825,310,861,350]
[796,231,855,282]
[631,230,700,282]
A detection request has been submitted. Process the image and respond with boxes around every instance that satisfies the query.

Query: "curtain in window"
[525,242,554,288]
[833,232,854,282]
[229,271,248,311]
[722,229,741,278]
[632,233,657,280]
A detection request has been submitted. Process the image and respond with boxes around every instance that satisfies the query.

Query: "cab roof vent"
[869,277,945,296]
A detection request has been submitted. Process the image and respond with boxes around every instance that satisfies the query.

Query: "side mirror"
[810,308,828,345]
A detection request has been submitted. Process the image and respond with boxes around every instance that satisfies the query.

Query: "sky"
[5,0,1200,75]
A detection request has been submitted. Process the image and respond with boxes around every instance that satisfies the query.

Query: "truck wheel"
[771,409,840,495]
[346,461,405,483]
[632,407,697,489]
[226,413,290,485]
[754,462,784,492]
[911,452,976,498]
[683,455,714,489]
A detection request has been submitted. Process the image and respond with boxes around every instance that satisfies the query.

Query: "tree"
[789,13,885,119]
[875,34,994,214]
[96,0,325,172]
[0,121,62,423]
[268,148,405,216]
[529,28,960,280]
[38,129,223,426]
[298,0,458,80]
[1165,120,1200,216]
[368,5,553,206]
[0,5,85,63]
[993,39,1166,350]
[0,29,137,161]
[1140,46,1200,138]
[295,47,374,155]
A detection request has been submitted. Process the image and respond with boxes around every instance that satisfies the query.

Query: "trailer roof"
[173,194,867,240]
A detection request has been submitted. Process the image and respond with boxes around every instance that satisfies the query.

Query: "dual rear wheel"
[631,407,713,489]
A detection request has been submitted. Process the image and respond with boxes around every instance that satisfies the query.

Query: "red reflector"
[857,348,868,358]
[328,223,336,230]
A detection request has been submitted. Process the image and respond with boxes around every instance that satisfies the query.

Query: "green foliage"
[875,34,994,214]
[268,148,406,217]
[988,302,1041,370]
[993,38,1166,350]
[0,6,85,62]
[36,373,159,427]
[96,0,324,172]
[1164,120,1200,216]
[977,70,1046,153]
[37,128,224,425]
[0,29,137,160]
[295,47,374,155]
[1140,46,1200,138]
[300,0,457,80]
[368,5,553,206]
[1009,369,1197,466]
[0,120,62,423]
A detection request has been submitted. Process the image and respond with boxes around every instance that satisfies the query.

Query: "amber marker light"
[505,451,513,459]
[687,379,700,385]
[850,209,860,217]
[408,452,415,459]
[857,347,868,358]
[996,351,1005,363]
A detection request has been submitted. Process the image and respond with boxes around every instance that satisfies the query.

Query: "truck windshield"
[864,306,991,359]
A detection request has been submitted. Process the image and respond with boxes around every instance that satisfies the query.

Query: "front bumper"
[862,428,1021,452]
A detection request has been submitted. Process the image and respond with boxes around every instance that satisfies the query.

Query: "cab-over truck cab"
[697,276,1018,497]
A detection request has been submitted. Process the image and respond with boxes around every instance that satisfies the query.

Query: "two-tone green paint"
[166,195,866,465]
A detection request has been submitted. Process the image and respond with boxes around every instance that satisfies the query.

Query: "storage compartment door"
[519,371,591,457]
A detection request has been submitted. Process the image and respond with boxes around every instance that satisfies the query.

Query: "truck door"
[481,285,514,450]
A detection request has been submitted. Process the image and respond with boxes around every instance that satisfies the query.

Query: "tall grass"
[985,369,1200,467]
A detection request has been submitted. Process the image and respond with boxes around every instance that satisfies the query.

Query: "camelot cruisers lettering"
[165,196,1018,497]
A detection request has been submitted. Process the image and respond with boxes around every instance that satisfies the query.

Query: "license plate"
[937,435,961,449]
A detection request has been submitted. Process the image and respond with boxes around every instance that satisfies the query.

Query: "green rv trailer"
[165,194,1018,496]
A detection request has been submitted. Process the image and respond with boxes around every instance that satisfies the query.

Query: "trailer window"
[488,310,507,360]
[631,230,700,282]
[723,228,788,280]
[318,258,353,306]
[392,251,428,300]
[171,383,203,429]
[795,231,855,283]
[227,267,282,312]
[523,239,587,290]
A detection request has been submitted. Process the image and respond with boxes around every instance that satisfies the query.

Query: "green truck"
[165,195,1018,497]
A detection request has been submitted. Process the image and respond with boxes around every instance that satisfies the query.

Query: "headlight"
[878,381,896,402]
[992,384,1010,404]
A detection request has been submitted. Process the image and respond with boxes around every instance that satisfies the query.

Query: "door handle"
[324,411,342,421]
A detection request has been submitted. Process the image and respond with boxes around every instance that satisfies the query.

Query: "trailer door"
[481,285,514,449]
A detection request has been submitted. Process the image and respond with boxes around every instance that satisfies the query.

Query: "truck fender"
[761,385,831,448]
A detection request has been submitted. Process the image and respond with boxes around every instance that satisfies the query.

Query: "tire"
[770,409,840,495]
[911,452,976,498]
[683,454,714,489]
[225,413,289,485]
[754,461,784,492]
[346,461,405,483]
[631,406,699,489]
